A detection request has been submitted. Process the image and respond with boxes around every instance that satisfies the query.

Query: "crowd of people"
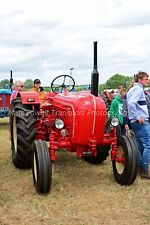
[10,78,45,101]
[109,71,150,179]
[10,71,150,179]
[127,72,150,179]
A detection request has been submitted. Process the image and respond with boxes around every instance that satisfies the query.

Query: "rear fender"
[18,91,40,105]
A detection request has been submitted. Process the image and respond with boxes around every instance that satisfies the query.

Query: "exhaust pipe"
[10,70,13,91]
[91,41,99,96]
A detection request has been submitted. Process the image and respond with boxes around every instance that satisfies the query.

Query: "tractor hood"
[50,91,107,145]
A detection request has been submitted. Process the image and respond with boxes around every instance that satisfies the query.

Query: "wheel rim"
[33,153,38,182]
[13,114,17,154]
[115,145,125,174]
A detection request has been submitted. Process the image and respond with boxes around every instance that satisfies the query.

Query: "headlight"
[55,119,64,129]
[27,98,35,102]
[61,129,66,137]
[111,118,119,127]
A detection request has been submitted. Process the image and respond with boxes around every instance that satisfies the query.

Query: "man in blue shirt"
[127,71,150,179]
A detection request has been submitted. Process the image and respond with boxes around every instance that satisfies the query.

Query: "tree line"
[0,74,150,92]
[0,79,34,90]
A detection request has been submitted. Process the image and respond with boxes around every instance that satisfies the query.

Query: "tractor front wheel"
[112,134,138,185]
[32,140,52,194]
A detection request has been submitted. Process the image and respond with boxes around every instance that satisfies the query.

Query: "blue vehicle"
[0,71,13,118]
[0,87,12,118]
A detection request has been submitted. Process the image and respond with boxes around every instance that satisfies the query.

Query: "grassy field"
[0,118,150,225]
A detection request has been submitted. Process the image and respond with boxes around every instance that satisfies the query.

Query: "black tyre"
[105,117,111,133]
[112,134,138,185]
[83,145,110,164]
[32,140,52,194]
[83,117,111,164]
[10,97,36,169]
[125,134,138,184]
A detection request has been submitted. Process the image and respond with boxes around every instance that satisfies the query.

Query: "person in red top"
[10,80,24,102]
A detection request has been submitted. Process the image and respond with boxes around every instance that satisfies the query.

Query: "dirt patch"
[0,118,150,225]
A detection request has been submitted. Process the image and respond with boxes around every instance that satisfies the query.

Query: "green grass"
[0,119,150,225]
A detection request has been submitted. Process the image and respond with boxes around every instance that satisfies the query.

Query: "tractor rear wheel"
[112,134,138,185]
[32,140,52,194]
[83,145,110,164]
[10,97,36,169]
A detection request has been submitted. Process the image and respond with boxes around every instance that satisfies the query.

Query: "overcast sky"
[0,0,150,85]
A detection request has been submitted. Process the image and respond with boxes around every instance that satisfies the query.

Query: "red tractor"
[10,42,138,194]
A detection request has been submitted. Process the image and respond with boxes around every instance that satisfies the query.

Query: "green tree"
[75,86,82,91]
[0,79,10,88]
[105,74,132,89]
[24,79,34,90]
[98,84,107,92]
[44,86,51,92]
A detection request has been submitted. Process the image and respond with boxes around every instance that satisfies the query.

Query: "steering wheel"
[51,75,75,93]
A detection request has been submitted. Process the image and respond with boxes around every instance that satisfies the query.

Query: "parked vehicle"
[10,42,138,194]
[0,87,12,118]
